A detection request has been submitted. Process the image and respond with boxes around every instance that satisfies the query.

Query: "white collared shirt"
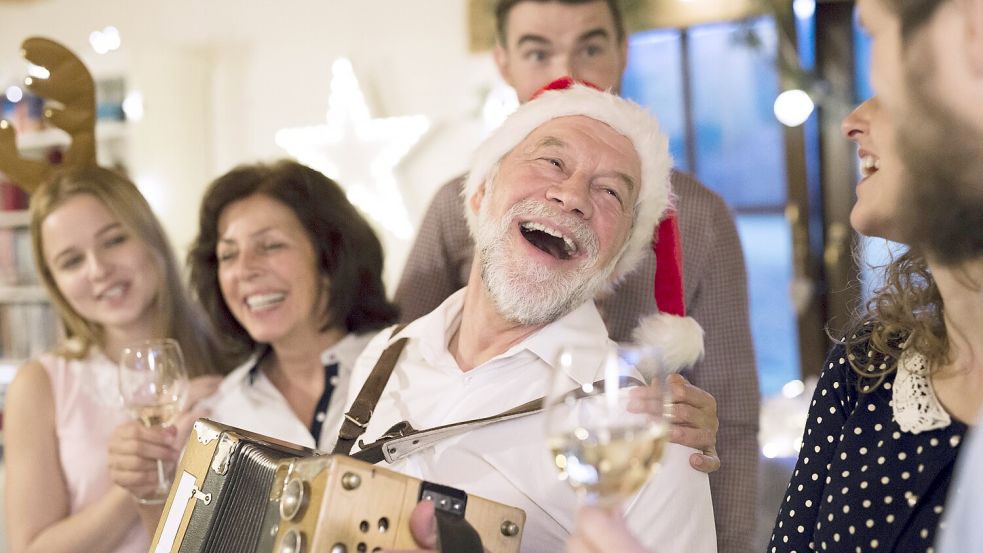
[343,289,717,552]
[205,332,373,449]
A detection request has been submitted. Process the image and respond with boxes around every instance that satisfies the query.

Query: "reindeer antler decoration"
[0,37,97,194]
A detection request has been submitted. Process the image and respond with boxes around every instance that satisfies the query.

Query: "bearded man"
[855,2,983,551]
[338,81,716,552]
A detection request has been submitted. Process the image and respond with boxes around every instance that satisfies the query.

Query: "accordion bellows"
[150,419,526,553]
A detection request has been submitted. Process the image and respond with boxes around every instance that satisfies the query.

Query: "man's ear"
[469,182,487,216]
[494,43,512,84]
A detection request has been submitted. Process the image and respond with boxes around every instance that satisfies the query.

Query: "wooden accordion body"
[149,419,526,553]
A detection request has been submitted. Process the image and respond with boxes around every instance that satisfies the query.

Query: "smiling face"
[841,97,906,242]
[216,193,329,349]
[495,0,627,103]
[857,0,983,263]
[41,193,162,339]
[470,115,639,324]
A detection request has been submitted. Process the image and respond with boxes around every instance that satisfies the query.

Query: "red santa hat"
[464,77,704,371]
[631,213,705,371]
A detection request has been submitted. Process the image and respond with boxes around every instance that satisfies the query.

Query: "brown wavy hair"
[844,247,947,391]
[29,166,233,376]
[187,160,399,357]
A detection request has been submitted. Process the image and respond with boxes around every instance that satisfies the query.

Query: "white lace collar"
[893,348,951,434]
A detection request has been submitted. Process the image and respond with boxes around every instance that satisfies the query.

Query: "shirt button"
[316,412,326,422]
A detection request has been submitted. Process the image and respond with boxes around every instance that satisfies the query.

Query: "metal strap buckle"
[344,411,370,429]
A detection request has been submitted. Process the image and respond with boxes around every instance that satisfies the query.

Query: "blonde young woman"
[4,167,232,553]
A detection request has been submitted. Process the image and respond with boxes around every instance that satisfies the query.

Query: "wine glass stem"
[156,459,168,493]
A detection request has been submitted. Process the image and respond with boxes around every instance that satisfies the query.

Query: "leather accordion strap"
[352,375,645,465]
[435,509,484,553]
[420,481,485,553]
[332,324,408,456]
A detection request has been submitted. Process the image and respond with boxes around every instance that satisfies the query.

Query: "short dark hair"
[495,0,626,46]
[892,0,946,39]
[188,160,399,355]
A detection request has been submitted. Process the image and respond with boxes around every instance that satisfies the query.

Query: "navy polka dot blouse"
[768,339,967,552]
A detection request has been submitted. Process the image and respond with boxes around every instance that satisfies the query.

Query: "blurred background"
[0,0,893,549]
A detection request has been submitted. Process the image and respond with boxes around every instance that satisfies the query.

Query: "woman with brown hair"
[4,166,231,553]
[108,159,398,485]
[186,159,399,447]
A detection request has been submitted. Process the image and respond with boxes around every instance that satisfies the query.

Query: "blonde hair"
[844,248,947,391]
[29,166,232,376]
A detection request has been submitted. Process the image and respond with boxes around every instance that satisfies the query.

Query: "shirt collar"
[320,332,372,368]
[392,287,611,385]
[235,333,373,387]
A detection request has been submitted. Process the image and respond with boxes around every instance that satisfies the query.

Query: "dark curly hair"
[188,160,399,356]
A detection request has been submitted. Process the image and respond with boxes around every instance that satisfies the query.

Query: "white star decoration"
[275,58,429,240]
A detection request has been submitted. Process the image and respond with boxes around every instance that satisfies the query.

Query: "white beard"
[476,199,616,325]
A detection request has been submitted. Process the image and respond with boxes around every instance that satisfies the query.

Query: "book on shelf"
[0,302,59,362]
[0,181,28,210]
[0,226,38,286]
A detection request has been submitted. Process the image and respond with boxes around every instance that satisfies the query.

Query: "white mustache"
[504,200,599,259]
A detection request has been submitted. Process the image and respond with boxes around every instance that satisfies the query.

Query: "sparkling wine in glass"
[545,344,669,506]
[118,338,189,504]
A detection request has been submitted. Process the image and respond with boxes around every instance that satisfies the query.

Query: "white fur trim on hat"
[462,84,673,282]
[631,313,705,373]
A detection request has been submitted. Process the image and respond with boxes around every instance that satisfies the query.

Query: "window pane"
[624,18,802,397]
[738,214,800,397]
[622,29,689,172]
[689,18,786,209]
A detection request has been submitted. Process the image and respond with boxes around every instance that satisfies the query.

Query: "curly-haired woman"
[769,97,980,552]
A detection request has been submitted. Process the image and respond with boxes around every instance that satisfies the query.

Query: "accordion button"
[342,472,362,490]
[280,478,307,521]
[279,528,305,553]
[501,520,520,537]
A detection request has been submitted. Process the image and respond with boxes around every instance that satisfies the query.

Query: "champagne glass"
[545,344,669,507]
[118,338,189,504]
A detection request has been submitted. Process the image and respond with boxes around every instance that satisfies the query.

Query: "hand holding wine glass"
[117,338,189,504]
[546,344,669,507]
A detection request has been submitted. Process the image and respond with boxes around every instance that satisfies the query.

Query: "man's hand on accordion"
[382,501,490,553]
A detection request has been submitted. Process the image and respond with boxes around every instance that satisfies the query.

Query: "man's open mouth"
[519,221,577,260]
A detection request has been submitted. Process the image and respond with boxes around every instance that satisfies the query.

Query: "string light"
[773,89,814,127]
[4,86,23,103]
[90,26,121,55]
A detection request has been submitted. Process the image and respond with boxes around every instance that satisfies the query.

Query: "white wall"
[0,0,505,287]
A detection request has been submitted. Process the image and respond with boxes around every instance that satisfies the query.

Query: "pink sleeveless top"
[40,350,150,553]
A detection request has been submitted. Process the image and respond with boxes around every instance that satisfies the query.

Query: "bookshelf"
[0,206,58,389]
[10,120,129,164]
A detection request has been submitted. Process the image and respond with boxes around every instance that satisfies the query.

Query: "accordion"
[149,419,526,553]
